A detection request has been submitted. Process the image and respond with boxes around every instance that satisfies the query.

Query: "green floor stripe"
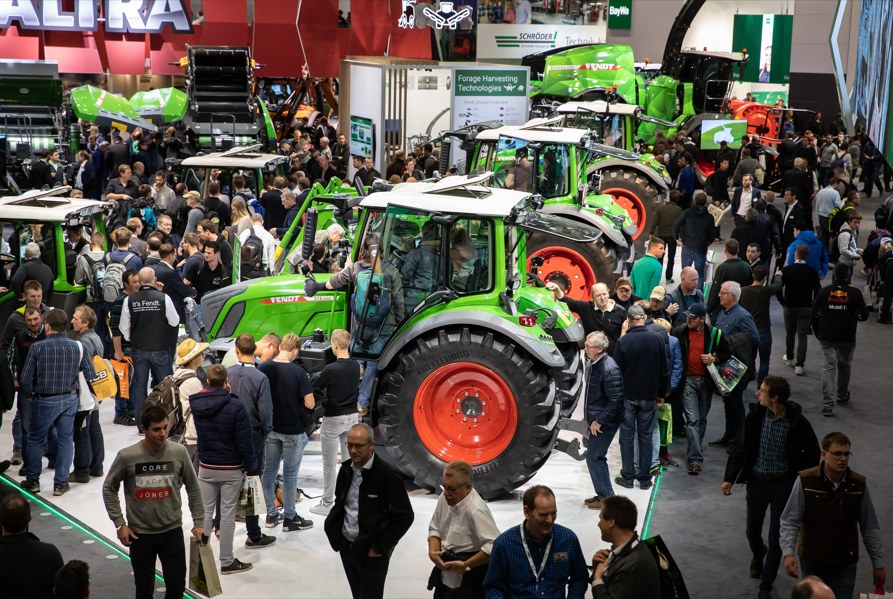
[0,473,199,596]
[641,468,662,540]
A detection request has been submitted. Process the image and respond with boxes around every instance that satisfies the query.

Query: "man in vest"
[119,268,180,433]
[780,431,885,599]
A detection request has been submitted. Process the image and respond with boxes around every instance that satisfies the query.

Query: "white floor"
[0,392,658,598]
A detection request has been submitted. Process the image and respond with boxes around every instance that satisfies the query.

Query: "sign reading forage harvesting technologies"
[451,69,530,130]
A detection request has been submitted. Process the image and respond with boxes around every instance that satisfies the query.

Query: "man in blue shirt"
[515,0,532,24]
[483,485,588,599]
[814,183,843,248]
[709,281,760,448]
[676,154,696,210]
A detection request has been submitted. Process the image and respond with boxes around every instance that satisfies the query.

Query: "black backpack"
[82,254,108,300]
[143,373,197,439]
[243,228,265,272]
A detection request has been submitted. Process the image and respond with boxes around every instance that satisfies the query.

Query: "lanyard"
[519,524,552,596]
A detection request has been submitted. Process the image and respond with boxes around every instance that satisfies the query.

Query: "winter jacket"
[811,280,868,344]
[836,223,860,267]
[585,354,625,428]
[649,202,682,237]
[73,328,103,359]
[613,326,669,403]
[629,253,663,299]
[724,401,820,485]
[706,257,753,315]
[672,205,719,254]
[591,533,660,599]
[668,336,683,391]
[666,286,704,326]
[785,230,829,277]
[672,322,732,396]
[188,386,257,474]
[730,221,767,262]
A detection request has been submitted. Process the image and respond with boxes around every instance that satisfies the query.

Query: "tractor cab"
[551,101,677,153]
[178,145,290,204]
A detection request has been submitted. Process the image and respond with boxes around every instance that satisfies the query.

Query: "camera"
[330,238,351,269]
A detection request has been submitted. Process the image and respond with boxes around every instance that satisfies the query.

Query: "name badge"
[553,552,568,562]
[367,494,378,498]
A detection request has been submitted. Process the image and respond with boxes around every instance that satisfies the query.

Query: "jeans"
[818,216,831,249]
[353,324,394,409]
[320,414,358,506]
[783,307,812,367]
[12,409,21,452]
[339,547,391,599]
[680,246,707,291]
[819,341,856,409]
[619,400,656,484]
[72,409,105,477]
[114,348,134,418]
[720,384,747,441]
[659,236,677,279]
[26,393,78,486]
[800,557,857,599]
[585,424,618,500]
[17,393,57,463]
[746,476,795,591]
[130,527,186,599]
[88,301,111,357]
[130,349,174,431]
[756,328,772,388]
[681,377,710,464]
[633,423,660,471]
[189,302,204,342]
[200,467,243,567]
[262,431,309,520]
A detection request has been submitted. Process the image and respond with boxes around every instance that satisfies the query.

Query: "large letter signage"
[0,0,194,33]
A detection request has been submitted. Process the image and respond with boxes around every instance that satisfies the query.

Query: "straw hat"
[176,338,208,365]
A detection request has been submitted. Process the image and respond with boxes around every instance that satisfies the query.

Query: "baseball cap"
[650,286,667,301]
[279,139,291,148]
[627,305,646,320]
[615,277,632,291]
[682,303,707,318]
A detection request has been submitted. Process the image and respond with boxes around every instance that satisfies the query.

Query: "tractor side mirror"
[530,255,544,269]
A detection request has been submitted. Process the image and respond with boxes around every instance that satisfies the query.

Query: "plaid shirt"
[20,333,96,398]
[753,408,790,476]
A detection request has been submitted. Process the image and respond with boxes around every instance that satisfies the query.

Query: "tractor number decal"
[260,296,335,304]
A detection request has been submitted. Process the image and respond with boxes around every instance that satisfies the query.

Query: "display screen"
[286,84,292,94]
[700,120,748,150]
[271,85,282,95]
[350,115,374,159]
[854,0,893,164]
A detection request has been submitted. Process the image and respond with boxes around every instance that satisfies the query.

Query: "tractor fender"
[378,311,566,372]
[586,159,671,190]
[539,203,629,249]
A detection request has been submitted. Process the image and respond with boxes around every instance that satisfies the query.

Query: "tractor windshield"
[575,113,625,149]
[490,137,570,199]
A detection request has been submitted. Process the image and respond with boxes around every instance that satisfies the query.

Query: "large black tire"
[376,327,560,500]
[599,167,662,257]
[527,231,625,298]
[554,343,583,418]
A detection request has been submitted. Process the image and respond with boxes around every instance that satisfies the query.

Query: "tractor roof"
[181,144,288,170]
[556,101,641,115]
[0,188,111,222]
[475,123,588,145]
[681,49,746,61]
[359,173,531,217]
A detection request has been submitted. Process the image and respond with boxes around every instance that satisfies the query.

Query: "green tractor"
[202,174,594,498]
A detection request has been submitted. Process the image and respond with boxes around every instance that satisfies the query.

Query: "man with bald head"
[120,267,180,433]
[547,281,627,356]
[666,267,704,326]
[791,576,835,599]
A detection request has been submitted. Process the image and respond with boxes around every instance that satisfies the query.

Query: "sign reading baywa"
[0,0,194,34]
[455,71,526,96]
[608,0,632,30]
[478,25,605,60]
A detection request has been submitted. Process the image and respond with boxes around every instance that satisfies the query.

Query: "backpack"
[82,254,107,300]
[102,252,137,302]
[875,201,893,231]
[828,205,852,234]
[828,235,841,263]
[350,261,391,324]
[243,228,265,272]
[143,372,196,439]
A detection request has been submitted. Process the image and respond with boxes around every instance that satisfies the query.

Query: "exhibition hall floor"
[0,395,657,598]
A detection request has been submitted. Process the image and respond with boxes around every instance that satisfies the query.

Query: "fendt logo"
[609,6,630,16]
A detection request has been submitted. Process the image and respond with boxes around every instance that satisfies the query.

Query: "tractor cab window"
[474,142,493,172]
[448,218,492,295]
[7,221,57,280]
[576,114,624,149]
[536,144,569,199]
[492,137,534,193]
[393,214,443,315]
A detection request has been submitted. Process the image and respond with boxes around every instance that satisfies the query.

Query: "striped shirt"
[20,333,97,398]
[753,409,789,476]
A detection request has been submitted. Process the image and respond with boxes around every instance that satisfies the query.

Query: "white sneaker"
[783,355,795,367]
[795,366,804,376]
[309,502,332,516]
[10,450,22,465]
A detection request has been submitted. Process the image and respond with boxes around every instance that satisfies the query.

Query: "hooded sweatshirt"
[672,204,719,254]
[188,386,257,472]
[786,230,829,278]
[837,223,860,267]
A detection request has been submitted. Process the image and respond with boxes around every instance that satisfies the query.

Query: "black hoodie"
[811,279,868,343]
[672,204,719,254]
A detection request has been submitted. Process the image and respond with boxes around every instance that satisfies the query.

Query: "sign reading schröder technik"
[478,25,605,60]
[0,0,194,33]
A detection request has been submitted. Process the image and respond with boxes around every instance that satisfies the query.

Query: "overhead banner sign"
[478,25,605,60]
[607,0,632,29]
[0,0,194,33]
[451,68,530,129]
[731,14,792,84]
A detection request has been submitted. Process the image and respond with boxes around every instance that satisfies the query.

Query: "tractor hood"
[533,44,636,102]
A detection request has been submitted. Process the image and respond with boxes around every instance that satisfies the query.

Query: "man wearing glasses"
[780,431,886,599]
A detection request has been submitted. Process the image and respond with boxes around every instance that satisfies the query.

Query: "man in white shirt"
[238,213,277,273]
[732,174,762,227]
[428,461,501,598]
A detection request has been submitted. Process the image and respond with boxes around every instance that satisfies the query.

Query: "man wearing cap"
[672,303,732,475]
[613,305,669,489]
[547,282,627,356]
[649,286,675,322]
[630,238,666,299]
[610,277,642,311]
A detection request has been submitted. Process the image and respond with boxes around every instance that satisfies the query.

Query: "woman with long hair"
[231,199,253,236]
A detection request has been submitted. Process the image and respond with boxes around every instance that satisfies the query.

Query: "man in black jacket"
[782,158,814,227]
[781,187,807,256]
[324,423,414,599]
[592,496,660,599]
[722,376,819,599]
[547,282,626,356]
[779,245,822,375]
[150,244,196,353]
[260,177,287,231]
[778,132,798,177]
[74,149,98,198]
[672,303,732,475]
[0,492,64,599]
[30,149,56,189]
[673,193,719,291]
[811,262,868,416]
[583,331,625,510]
[11,243,54,305]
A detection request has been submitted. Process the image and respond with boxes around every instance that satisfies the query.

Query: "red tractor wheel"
[601,187,647,239]
[599,167,661,257]
[527,246,598,301]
